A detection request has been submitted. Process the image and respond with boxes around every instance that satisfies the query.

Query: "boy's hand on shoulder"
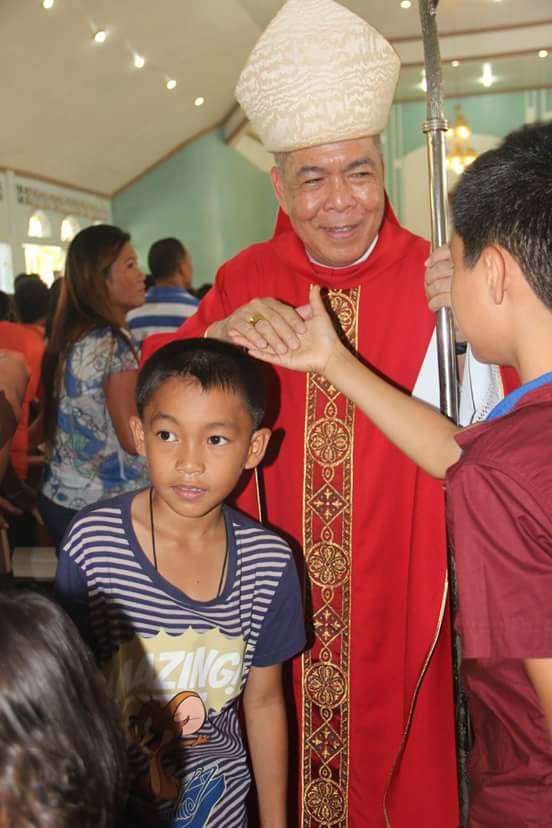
[234,285,341,376]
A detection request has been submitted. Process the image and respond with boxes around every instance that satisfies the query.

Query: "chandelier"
[446,106,477,176]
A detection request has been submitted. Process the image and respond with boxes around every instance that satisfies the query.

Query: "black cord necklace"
[148,487,228,598]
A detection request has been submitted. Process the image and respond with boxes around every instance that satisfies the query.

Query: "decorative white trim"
[16,184,108,223]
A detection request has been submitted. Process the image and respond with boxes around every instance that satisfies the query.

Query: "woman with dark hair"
[0,590,127,828]
[39,224,148,546]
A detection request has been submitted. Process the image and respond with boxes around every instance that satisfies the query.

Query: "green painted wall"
[395,91,527,157]
[112,128,277,287]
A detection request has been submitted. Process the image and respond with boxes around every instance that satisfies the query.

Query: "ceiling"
[0,0,550,196]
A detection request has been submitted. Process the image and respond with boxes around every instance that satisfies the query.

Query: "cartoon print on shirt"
[105,626,250,820]
[129,691,208,801]
[173,763,226,828]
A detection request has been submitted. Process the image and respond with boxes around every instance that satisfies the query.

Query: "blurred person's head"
[42,224,144,440]
[0,291,15,322]
[148,238,193,290]
[13,276,50,327]
[0,591,127,828]
[14,272,40,289]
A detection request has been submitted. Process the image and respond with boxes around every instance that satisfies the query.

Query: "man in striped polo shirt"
[127,237,199,345]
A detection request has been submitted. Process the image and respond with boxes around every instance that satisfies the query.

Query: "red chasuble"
[143,206,460,827]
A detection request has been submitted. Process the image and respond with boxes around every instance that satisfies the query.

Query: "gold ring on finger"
[248,312,266,326]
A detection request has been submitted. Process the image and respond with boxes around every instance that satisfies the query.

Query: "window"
[23,244,64,287]
[61,215,81,243]
[28,210,51,239]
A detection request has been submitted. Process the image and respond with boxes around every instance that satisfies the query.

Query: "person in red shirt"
[244,121,552,827]
[0,277,49,480]
[0,279,49,549]
[0,351,29,535]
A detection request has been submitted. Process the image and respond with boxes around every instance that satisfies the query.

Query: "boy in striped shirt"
[55,339,305,828]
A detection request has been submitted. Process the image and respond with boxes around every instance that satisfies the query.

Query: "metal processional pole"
[418,2,468,826]
[418,0,458,419]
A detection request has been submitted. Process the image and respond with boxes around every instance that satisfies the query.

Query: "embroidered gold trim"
[301,287,359,828]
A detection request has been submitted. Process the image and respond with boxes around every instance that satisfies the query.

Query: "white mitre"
[235,0,401,153]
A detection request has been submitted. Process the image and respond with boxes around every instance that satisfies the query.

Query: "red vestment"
[143,207,460,827]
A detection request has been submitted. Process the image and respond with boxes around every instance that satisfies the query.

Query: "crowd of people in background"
[0,232,209,552]
[0,229,210,826]
[0,218,288,828]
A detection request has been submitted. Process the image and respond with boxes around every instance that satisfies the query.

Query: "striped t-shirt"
[127,285,199,344]
[55,492,305,828]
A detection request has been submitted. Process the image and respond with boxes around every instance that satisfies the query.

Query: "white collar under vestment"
[307,233,379,269]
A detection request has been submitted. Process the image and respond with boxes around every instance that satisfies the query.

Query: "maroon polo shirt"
[447,384,552,827]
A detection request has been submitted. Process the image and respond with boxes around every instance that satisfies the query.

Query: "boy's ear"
[129,415,146,457]
[244,427,271,470]
[484,245,508,305]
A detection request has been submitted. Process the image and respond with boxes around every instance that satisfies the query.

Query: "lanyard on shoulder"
[486,371,552,421]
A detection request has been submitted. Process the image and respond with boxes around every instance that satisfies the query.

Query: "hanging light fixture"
[446,106,477,176]
[479,62,497,88]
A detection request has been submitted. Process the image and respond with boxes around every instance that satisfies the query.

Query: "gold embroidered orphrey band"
[301,287,359,827]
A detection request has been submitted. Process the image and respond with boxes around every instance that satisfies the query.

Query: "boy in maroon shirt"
[232,121,552,826]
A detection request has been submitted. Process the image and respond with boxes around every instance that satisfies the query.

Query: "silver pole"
[418,4,467,827]
[418,0,459,422]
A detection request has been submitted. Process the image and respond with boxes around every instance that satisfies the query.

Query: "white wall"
[0,170,111,291]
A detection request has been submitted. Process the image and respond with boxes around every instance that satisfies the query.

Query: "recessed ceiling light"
[133,53,146,69]
[400,0,412,7]
[166,79,177,90]
[451,60,460,68]
[194,96,205,107]
[538,49,549,58]
[94,30,107,44]
[42,0,54,8]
